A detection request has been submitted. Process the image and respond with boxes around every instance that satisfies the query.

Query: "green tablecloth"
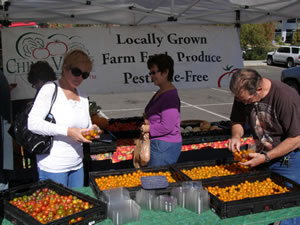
[2,186,300,225]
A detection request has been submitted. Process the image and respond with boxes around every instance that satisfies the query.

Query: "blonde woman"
[28,50,100,187]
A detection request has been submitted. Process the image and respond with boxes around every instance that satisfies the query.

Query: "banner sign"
[2,25,243,100]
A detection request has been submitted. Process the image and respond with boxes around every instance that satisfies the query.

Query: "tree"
[240,23,277,60]
[292,19,300,45]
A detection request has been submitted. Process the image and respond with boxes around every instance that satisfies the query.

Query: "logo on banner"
[15,32,89,60]
[217,65,238,88]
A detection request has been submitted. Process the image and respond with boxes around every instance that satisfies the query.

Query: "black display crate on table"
[171,158,269,183]
[83,116,143,184]
[0,189,5,218]
[89,165,190,200]
[84,118,252,187]
[201,171,300,219]
[7,167,39,189]
[107,116,143,139]
[177,147,235,163]
[181,120,252,145]
[83,132,118,187]
[182,130,231,145]
[106,118,252,144]
[3,179,106,225]
[83,157,135,187]
[83,133,117,154]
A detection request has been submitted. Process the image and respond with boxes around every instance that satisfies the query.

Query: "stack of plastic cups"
[103,187,141,225]
[171,186,188,208]
[171,181,210,214]
[153,195,177,213]
[102,187,131,203]
[108,199,141,225]
[135,189,156,210]
[186,186,210,214]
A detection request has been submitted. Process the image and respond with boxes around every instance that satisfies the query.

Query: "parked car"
[281,66,300,94]
[267,46,300,68]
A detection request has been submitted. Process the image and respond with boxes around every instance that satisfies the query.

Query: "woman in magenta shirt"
[141,54,182,166]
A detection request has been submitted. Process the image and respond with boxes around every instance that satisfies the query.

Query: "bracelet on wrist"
[262,151,271,163]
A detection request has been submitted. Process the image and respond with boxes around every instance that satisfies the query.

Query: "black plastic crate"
[83,130,117,154]
[172,158,268,182]
[117,159,135,170]
[107,116,143,139]
[84,138,117,154]
[177,147,234,163]
[202,171,300,218]
[89,165,190,200]
[180,120,230,133]
[108,116,143,124]
[182,131,231,145]
[87,158,134,173]
[0,189,6,218]
[3,179,106,225]
[181,120,252,145]
[7,167,39,189]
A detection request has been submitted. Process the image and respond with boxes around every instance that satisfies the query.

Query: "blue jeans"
[147,140,182,167]
[38,167,84,188]
[269,150,300,225]
[269,151,300,185]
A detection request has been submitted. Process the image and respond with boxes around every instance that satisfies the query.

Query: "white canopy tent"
[1,0,300,100]
[0,0,299,26]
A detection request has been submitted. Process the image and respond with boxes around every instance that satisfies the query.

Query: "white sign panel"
[2,25,243,100]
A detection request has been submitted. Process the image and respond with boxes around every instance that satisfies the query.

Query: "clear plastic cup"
[182,181,203,189]
[108,199,141,225]
[135,189,156,210]
[153,195,177,213]
[102,187,130,203]
[171,186,188,208]
[185,187,210,214]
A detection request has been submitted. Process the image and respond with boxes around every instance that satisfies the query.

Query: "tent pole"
[235,10,241,38]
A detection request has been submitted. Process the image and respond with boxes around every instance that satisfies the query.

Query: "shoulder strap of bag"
[48,81,58,115]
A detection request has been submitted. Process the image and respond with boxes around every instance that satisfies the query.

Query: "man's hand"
[240,152,265,167]
[229,123,244,152]
[228,136,241,152]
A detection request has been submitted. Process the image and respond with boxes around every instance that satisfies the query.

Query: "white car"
[281,66,300,94]
[267,46,300,68]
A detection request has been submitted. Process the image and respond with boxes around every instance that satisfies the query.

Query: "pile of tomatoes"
[233,149,255,163]
[206,178,289,202]
[82,129,99,140]
[9,188,93,224]
[95,170,176,191]
[181,163,251,180]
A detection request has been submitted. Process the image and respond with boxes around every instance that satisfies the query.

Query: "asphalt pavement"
[244,60,267,66]
[89,61,284,122]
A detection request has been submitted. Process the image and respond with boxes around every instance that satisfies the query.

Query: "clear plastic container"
[171,181,209,214]
[107,199,141,225]
[171,186,188,208]
[182,181,203,189]
[171,181,203,208]
[102,187,130,203]
[135,189,156,210]
[153,195,177,213]
[185,187,210,214]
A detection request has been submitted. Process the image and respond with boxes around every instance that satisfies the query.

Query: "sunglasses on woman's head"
[71,67,90,79]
